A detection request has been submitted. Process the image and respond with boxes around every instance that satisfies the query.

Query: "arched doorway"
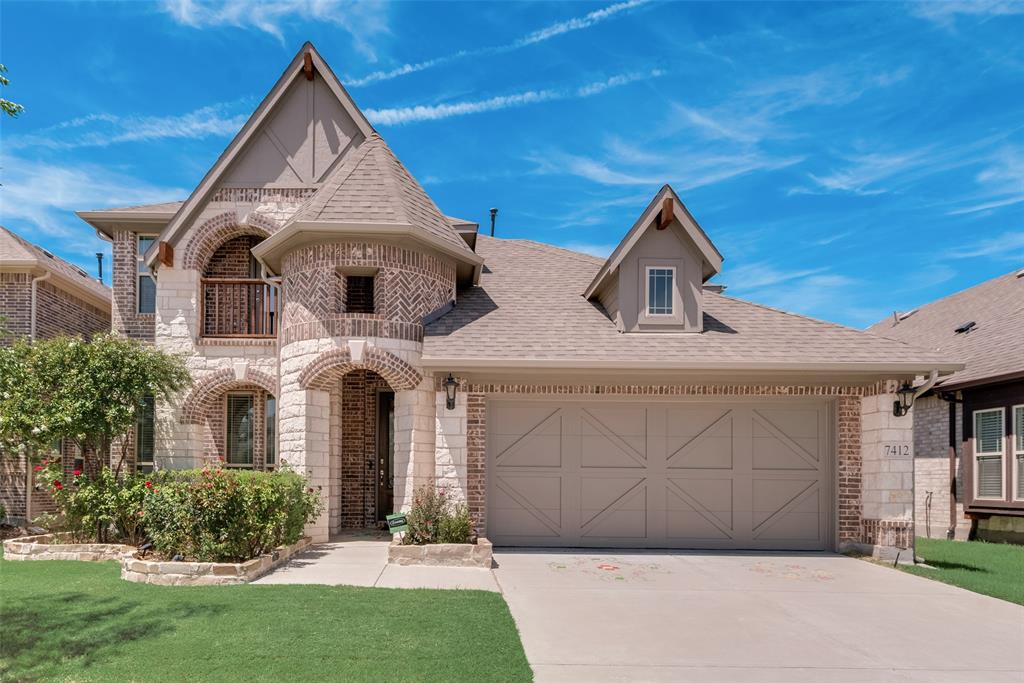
[336,369,395,529]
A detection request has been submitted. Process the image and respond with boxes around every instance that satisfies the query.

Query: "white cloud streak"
[366,69,664,126]
[161,0,389,59]
[6,104,248,151]
[348,0,649,86]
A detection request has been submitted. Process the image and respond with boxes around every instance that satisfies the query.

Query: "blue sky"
[1,0,1021,328]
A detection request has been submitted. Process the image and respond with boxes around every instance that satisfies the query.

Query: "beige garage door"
[487,399,832,550]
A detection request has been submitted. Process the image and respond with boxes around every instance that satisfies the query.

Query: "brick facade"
[0,272,32,342]
[339,370,391,528]
[112,230,154,341]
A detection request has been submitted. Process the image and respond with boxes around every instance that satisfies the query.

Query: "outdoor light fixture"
[893,382,916,417]
[443,373,458,410]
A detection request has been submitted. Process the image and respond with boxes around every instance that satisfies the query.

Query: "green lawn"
[0,555,531,682]
[900,537,1024,605]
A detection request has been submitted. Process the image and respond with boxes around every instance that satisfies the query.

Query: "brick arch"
[179,366,278,424]
[182,211,280,271]
[298,346,422,391]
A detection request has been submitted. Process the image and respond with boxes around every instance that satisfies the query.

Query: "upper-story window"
[646,267,675,316]
[137,236,156,314]
[346,275,375,314]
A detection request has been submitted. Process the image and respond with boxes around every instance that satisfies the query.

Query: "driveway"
[493,550,1024,682]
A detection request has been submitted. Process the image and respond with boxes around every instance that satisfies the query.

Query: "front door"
[376,391,395,521]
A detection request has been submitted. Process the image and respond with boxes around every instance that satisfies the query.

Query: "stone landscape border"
[120,537,312,585]
[3,533,134,561]
[387,538,493,569]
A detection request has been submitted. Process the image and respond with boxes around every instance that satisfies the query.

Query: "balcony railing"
[200,278,279,338]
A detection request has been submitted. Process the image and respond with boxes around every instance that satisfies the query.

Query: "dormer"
[584,185,723,333]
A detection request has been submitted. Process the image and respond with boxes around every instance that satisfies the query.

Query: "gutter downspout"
[913,369,940,402]
[30,271,52,341]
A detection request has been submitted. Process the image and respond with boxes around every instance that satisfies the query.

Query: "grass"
[0,553,531,682]
[899,537,1024,605]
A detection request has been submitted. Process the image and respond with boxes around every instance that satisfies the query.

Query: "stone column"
[393,372,436,512]
[435,389,468,503]
[859,391,915,560]
[279,383,332,542]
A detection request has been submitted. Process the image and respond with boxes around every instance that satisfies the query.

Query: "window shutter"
[346,276,375,313]
[975,409,1003,454]
[226,395,254,465]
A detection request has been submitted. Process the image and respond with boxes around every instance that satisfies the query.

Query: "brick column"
[836,396,862,547]
[466,392,486,535]
[392,372,435,512]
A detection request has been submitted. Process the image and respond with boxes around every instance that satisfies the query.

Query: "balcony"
[200,278,279,338]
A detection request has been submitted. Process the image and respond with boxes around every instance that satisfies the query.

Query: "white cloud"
[6,103,248,151]
[796,151,926,196]
[0,157,185,241]
[161,0,389,59]
[348,0,649,86]
[721,262,829,290]
[948,231,1024,260]
[910,0,1024,25]
[366,69,664,126]
[946,147,1024,215]
[560,241,617,258]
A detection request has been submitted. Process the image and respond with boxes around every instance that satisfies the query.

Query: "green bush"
[143,466,323,562]
[402,486,474,545]
[37,462,148,544]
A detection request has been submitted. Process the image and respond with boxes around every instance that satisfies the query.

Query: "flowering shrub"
[37,461,149,544]
[402,486,473,545]
[142,466,322,562]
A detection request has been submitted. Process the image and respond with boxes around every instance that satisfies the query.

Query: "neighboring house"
[76,43,959,559]
[869,270,1024,543]
[0,226,112,522]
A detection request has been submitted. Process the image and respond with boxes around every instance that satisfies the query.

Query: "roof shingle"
[0,226,111,301]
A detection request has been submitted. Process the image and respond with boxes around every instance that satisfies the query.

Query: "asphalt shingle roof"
[287,133,474,256]
[0,226,111,301]
[424,236,956,369]
[867,269,1024,388]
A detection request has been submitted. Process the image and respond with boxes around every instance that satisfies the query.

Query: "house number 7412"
[883,443,911,457]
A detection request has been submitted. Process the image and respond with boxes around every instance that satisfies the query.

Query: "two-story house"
[0,226,112,522]
[77,43,959,559]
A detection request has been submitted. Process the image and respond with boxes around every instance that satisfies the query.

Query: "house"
[76,43,960,558]
[0,225,112,522]
[869,270,1024,543]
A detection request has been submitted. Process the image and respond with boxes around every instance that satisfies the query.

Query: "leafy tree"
[0,64,24,118]
[0,334,191,473]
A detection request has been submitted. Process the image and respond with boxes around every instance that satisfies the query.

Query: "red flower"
[145,481,153,489]
[34,465,42,472]
[72,469,81,477]
[52,480,63,490]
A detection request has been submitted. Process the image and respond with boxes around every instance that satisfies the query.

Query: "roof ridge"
[870,267,1022,329]
[492,236,607,265]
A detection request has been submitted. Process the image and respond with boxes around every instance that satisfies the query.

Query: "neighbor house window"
[346,275,375,314]
[136,396,155,473]
[646,267,674,315]
[1014,405,1024,501]
[974,408,1004,499]
[226,394,254,467]
[265,396,276,468]
[137,236,156,314]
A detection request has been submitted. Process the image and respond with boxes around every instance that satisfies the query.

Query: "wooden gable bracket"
[158,241,174,267]
[303,52,314,81]
[656,197,673,230]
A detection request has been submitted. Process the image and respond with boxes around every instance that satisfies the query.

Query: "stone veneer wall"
[454,382,910,552]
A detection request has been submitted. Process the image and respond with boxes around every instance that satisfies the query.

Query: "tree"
[0,64,24,118]
[0,334,191,472]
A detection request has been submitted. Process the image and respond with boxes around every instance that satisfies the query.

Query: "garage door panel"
[491,476,562,537]
[488,400,831,550]
[581,482,647,538]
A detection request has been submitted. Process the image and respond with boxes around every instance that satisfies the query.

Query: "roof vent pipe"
[96,252,104,284]
[489,208,498,237]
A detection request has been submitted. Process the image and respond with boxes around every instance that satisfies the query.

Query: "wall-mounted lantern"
[893,382,916,417]
[443,373,458,410]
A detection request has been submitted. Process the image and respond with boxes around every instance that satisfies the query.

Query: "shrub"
[402,486,474,545]
[142,466,322,562]
[37,462,148,544]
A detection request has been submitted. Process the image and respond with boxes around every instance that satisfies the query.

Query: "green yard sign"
[386,513,409,534]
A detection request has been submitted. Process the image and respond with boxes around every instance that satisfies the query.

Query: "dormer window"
[647,267,675,316]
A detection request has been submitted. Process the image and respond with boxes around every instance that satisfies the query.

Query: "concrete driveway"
[493,550,1024,683]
